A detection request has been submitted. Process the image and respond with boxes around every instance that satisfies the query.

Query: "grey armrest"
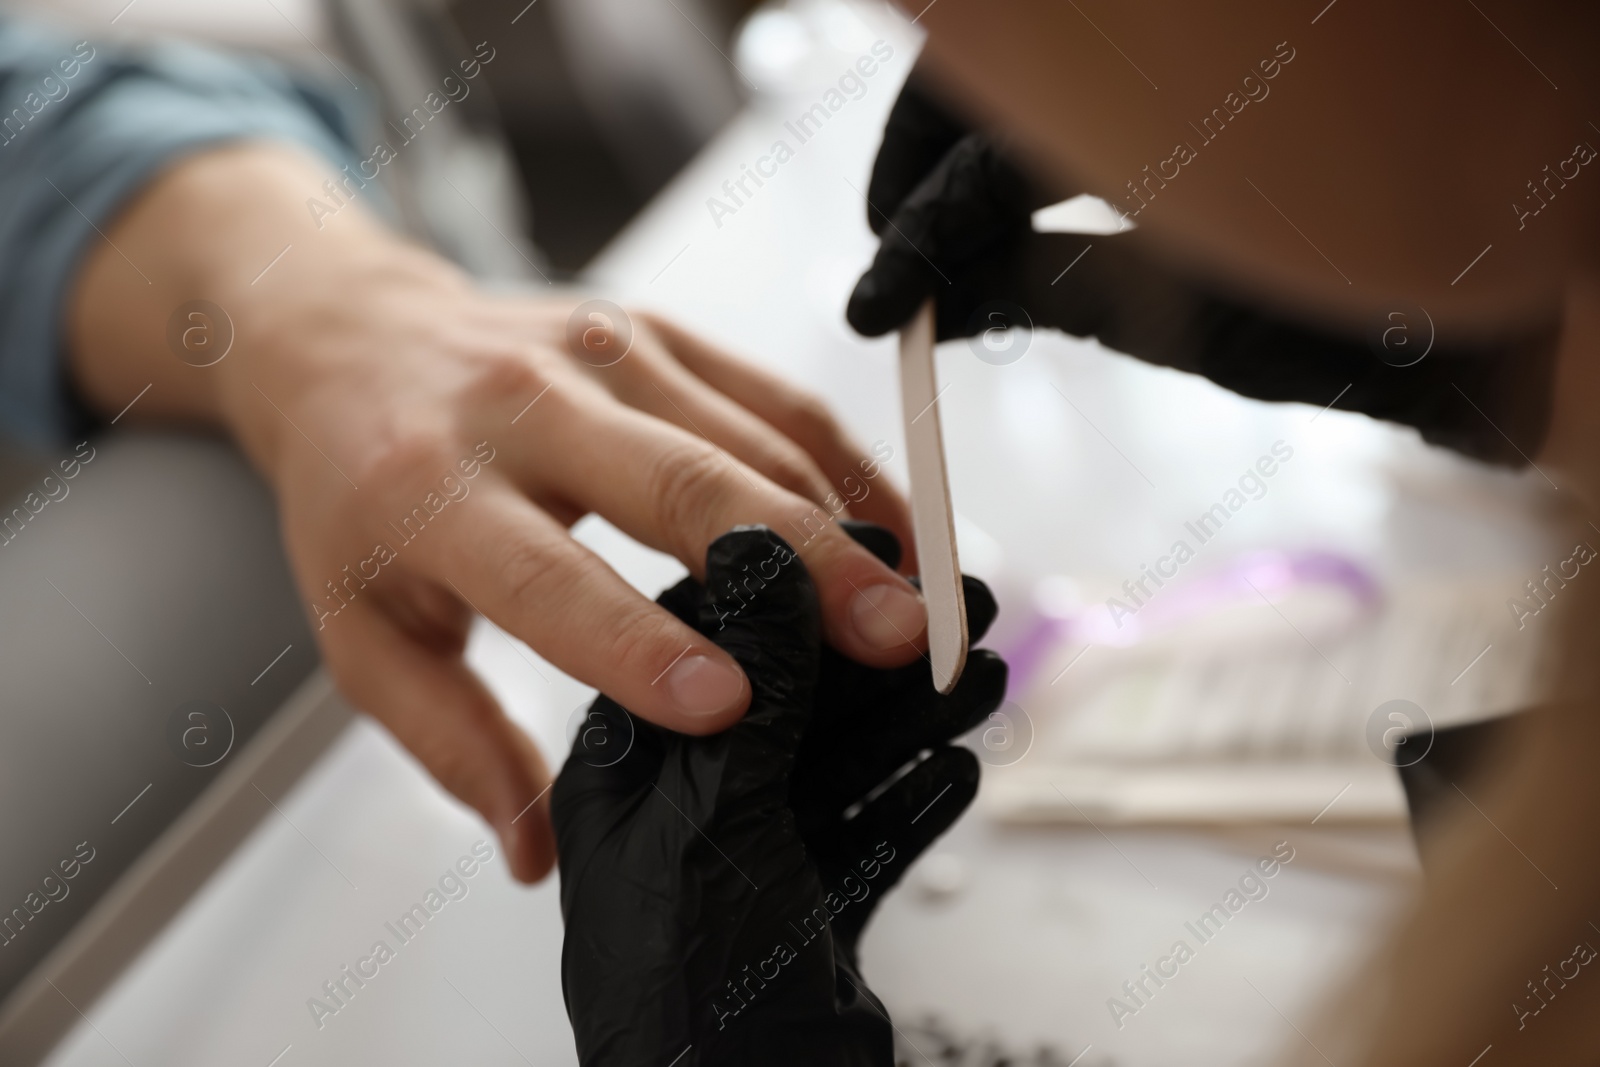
[0,432,350,1065]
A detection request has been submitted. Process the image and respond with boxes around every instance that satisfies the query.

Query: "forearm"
[1042,239,1556,466]
[1533,276,1600,497]
[64,140,463,478]
[1168,287,1558,466]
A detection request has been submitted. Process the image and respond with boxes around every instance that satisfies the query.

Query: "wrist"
[67,140,470,483]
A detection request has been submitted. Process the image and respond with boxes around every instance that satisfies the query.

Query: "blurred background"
[12,0,756,274]
[0,1,1573,1065]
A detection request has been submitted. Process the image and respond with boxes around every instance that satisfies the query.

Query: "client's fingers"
[643,314,916,567]
[840,522,998,642]
[613,332,841,510]
[528,398,928,667]
[413,481,751,735]
[318,601,556,883]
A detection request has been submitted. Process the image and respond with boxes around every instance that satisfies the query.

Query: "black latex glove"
[847,68,1558,467]
[553,522,1006,1067]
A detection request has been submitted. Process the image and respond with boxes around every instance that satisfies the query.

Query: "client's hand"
[67,142,924,883]
[553,523,1005,1066]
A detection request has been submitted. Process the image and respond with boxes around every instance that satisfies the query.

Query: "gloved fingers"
[693,527,824,785]
[866,67,1072,232]
[849,134,1034,337]
[965,573,998,643]
[809,573,997,722]
[563,693,670,783]
[853,648,1006,750]
[840,518,902,571]
[846,223,944,338]
[826,746,980,942]
[802,565,1000,777]
[847,746,979,867]
[550,555,683,812]
[550,574,695,827]
[842,523,996,645]
[861,227,1114,346]
[796,650,1005,822]
[656,572,707,627]
[866,65,972,235]
[933,229,1139,349]
[562,528,823,845]
[912,573,998,647]
[551,694,671,862]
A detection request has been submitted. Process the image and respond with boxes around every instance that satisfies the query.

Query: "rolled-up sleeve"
[0,18,372,449]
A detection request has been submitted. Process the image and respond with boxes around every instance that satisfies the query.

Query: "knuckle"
[765,448,826,502]
[494,530,572,609]
[647,443,735,547]
[469,350,554,406]
[599,603,685,683]
[355,430,456,494]
[778,391,840,445]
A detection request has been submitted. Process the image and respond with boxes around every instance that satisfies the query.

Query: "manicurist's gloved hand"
[847,65,1558,466]
[553,522,1006,1067]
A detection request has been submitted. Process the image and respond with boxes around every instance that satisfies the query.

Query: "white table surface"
[44,8,1556,1065]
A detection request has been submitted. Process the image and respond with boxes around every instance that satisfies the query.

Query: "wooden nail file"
[898,300,967,694]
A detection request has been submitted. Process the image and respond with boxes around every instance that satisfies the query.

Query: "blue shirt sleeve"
[0,18,374,450]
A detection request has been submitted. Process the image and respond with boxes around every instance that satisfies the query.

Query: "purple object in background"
[998,550,1383,697]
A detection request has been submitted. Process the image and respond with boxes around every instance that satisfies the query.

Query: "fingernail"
[851,582,927,650]
[666,654,747,717]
